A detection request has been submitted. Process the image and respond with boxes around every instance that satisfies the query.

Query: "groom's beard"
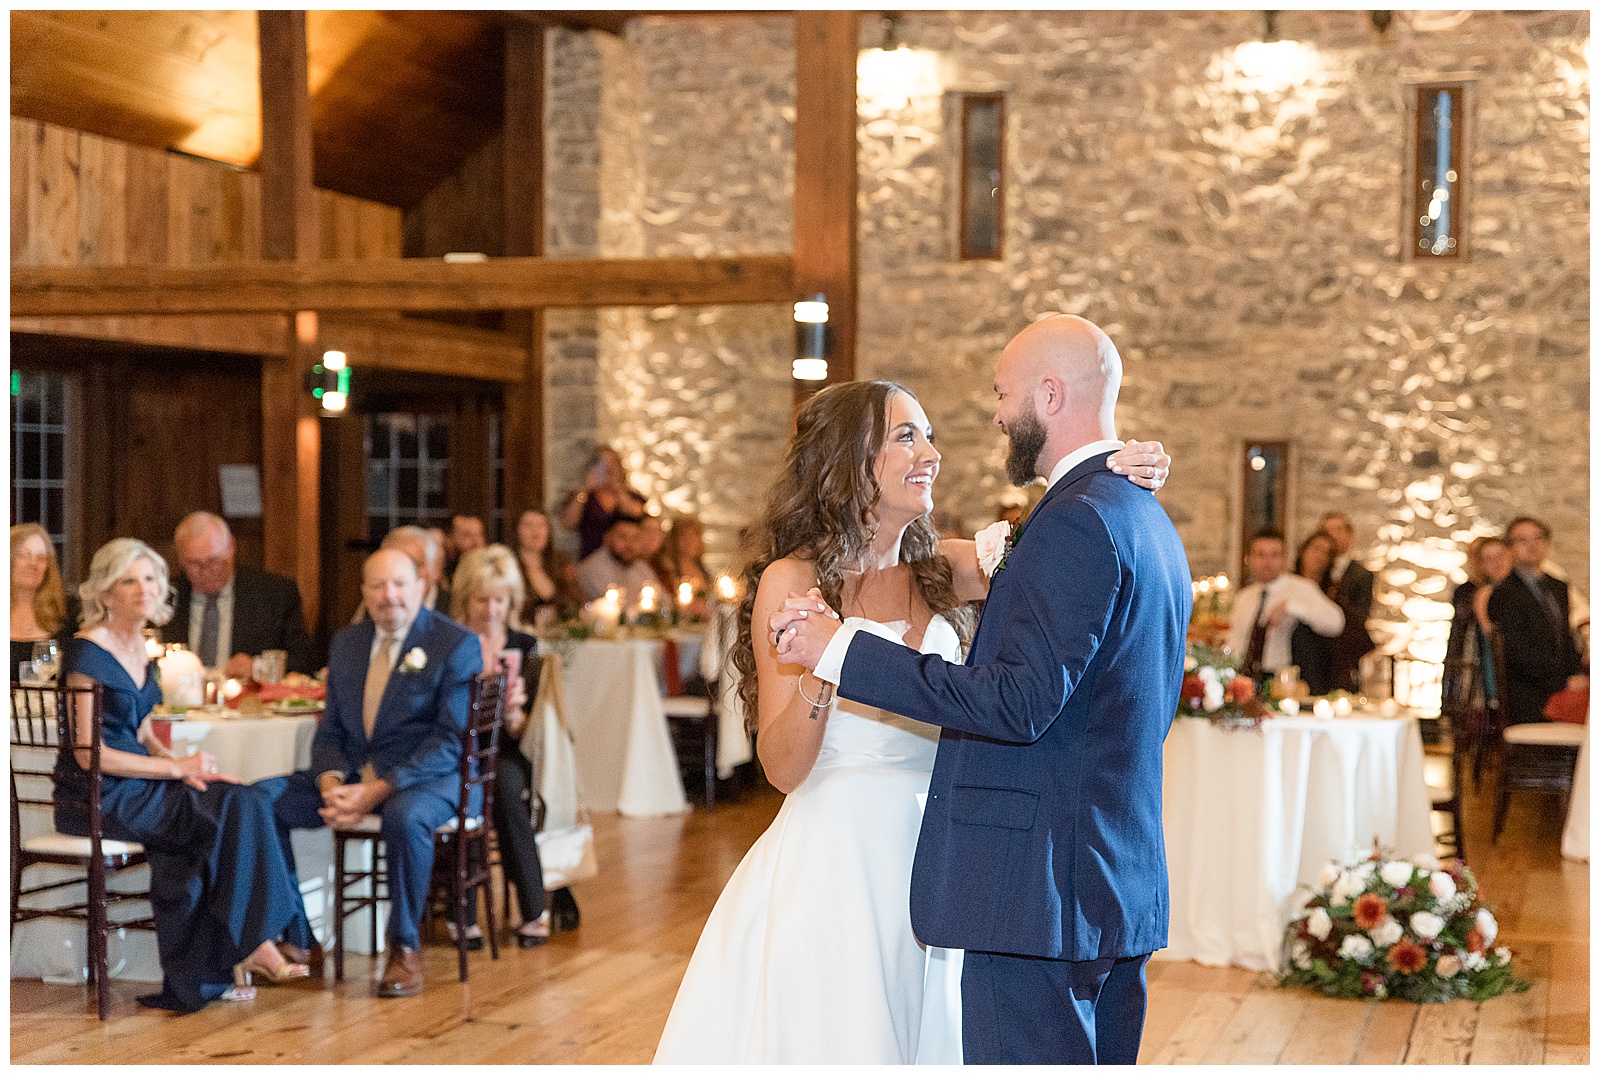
[1004,410,1048,486]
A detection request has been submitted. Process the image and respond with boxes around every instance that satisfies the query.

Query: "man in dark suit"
[169,512,318,675]
[266,547,482,997]
[1488,516,1586,725]
[1319,511,1376,692]
[774,315,1191,1064]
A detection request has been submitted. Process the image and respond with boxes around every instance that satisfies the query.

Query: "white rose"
[1185,654,1199,672]
[1220,667,1237,683]
[974,521,1012,578]
[1475,908,1498,945]
[1493,946,1512,964]
[402,646,428,672]
[1332,871,1366,903]
[1463,951,1487,972]
[1318,862,1342,890]
[1380,861,1415,888]
[1410,911,1446,940]
[1198,665,1220,686]
[1306,907,1332,940]
[1369,917,1404,947]
[1339,935,1374,962]
[1289,940,1311,969]
[1203,682,1224,711]
[1411,852,1441,870]
[1429,872,1457,902]
[1435,954,1464,978]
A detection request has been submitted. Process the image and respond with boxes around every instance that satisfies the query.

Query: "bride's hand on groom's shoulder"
[769,589,841,670]
[1107,440,1170,491]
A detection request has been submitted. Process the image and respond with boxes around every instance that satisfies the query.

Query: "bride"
[653,380,1167,1064]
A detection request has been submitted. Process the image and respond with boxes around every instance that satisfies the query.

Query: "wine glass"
[31,639,59,683]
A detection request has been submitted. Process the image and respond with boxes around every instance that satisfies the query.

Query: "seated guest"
[60,538,308,1012]
[1487,516,1587,725]
[167,512,318,676]
[452,545,580,947]
[268,547,482,998]
[1318,511,1377,691]
[444,513,486,582]
[382,525,447,612]
[512,509,581,627]
[659,515,712,620]
[638,513,670,589]
[560,445,648,561]
[11,523,72,679]
[1228,529,1345,683]
[1288,531,1340,696]
[576,517,659,605]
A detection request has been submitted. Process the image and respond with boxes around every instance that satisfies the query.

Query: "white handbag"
[525,652,598,889]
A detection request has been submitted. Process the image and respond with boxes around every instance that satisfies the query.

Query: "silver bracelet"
[796,671,834,719]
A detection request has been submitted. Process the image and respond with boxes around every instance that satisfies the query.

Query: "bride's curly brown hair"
[732,380,976,732]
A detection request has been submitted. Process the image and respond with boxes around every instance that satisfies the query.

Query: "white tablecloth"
[558,639,689,817]
[1562,726,1589,862]
[1159,714,1434,972]
[8,714,351,983]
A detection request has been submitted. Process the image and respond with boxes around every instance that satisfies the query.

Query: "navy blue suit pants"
[961,950,1151,1065]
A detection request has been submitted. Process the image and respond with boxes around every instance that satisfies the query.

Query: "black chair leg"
[88,859,109,1020]
[703,723,716,809]
[333,836,347,982]
[1492,759,1512,845]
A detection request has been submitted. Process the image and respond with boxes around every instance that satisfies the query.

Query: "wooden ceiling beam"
[11,255,796,317]
[501,11,631,36]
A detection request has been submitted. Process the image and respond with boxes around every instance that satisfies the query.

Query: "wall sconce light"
[1370,10,1393,34]
[857,13,942,116]
[792,294,831,382]
[1262,10,1279,43]
[305,349,351,414]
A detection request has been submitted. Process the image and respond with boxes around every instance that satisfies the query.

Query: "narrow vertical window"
[959,94,1005,260]
[1411,83,1468,259]
[10,369,75,577]
[1239,441,1289,577]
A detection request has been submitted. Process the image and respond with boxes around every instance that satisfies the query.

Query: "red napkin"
[1545,687,1590,724]
[661,638,685,697]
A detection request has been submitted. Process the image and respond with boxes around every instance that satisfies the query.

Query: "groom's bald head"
[992,314,1122,480]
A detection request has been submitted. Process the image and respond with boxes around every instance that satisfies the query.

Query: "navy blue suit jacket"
[310,607,483,797]
[839,451,1192,961]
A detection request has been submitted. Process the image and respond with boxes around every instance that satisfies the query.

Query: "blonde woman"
[59,538,307,1011]
[10,523,68,680]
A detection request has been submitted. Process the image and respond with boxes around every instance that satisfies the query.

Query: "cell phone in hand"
[499,649,523,683]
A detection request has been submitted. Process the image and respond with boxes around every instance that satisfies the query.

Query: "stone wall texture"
[545,10,1589,658]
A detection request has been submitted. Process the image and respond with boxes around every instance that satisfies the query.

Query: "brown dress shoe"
[375,947,424,998]
[278,941,325,977]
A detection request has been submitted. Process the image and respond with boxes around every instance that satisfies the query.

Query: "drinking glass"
[31,639,60,683]
[253,649,287,684]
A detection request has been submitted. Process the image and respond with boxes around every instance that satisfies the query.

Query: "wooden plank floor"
[11,748,1589,1064]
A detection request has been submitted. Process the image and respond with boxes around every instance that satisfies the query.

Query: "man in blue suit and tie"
[268,547,482,998]
[774,315,1191,1064]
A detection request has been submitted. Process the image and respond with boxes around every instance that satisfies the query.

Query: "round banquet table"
[8,713,350,984]
[1158,711,1434,972]
[1561,725,1589,862]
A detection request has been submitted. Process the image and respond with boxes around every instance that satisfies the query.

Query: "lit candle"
[1216,575,1230,591]
[717,575,737,601]
[1279,697,1300,717]
[1198,579,1211,593]
[1332,696,1353,718]
[144,634,165,661]
[639,585,657,613]
[223,678,242,701]
[1312,698,1334,720]
[1379,698,1400,718]
[678,581,694,607]
[157,645,205,707]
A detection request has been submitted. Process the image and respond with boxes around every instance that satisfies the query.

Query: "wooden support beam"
[793,9,859,404]
[257,10,320,625]
[502,20,548,518]
[11,254,796,317]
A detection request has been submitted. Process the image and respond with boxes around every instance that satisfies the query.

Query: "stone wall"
[545,10,1589,656]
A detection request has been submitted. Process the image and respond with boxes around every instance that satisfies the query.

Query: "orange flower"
[1388,940,1427,974]
[1466,927,1487,955]
[1352,892,1388,929]
[1226,675,1256,703]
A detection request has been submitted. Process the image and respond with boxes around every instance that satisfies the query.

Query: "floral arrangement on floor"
[1281,848,1529,1003]
[1178,642,1276,726]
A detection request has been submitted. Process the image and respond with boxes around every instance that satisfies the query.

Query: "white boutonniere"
[975,520,1014,578]
[400,646,428,673]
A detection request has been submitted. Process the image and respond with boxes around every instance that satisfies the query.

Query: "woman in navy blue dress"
[56,538,308,1012]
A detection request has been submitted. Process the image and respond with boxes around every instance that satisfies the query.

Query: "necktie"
[1242,586,1272,679]
[198,594,220,667]
[361,635,397,783]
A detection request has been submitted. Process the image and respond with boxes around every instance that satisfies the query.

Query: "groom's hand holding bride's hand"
[770,587,841,671]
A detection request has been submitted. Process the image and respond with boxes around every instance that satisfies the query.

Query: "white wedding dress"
[653,615,964,1065]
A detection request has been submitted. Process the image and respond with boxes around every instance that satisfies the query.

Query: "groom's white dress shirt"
[1225,573,1345,672]
[814,439,1125,684]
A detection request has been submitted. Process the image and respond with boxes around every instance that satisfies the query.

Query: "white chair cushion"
[662,696,712,718]
[1426,782,1455,804]
[22,833,143,857]
[333,813,481,835]
[1504,722,1587,747]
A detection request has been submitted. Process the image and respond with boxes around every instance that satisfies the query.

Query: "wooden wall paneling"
[29,121,79,266]
[239,168,263,261]
[13,119,33,263]
[792,10,860,396]
[164,153,193,267]
[186,155,227,264]
[317,316,524,383]
[122,141,171,266]
[76,132,127,266]
[501,20,545,514]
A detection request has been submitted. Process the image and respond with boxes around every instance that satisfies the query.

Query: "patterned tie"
[361,635,397,783]
[198,594,220,667]
[1242,586,1272,679]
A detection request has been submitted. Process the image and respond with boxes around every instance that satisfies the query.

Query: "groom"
[773,314,1191,1064]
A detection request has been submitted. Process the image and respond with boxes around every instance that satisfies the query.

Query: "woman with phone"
[452,546,579,946]
[559,446,648,560]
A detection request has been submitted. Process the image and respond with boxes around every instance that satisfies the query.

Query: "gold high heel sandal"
[233,953,311,988]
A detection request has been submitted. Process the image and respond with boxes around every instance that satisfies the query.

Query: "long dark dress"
[54,637,303,1013]
[1289,622,1337,696]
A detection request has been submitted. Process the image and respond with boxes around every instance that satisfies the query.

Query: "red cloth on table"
[661,638,684,697]
[1545,686,1590,724]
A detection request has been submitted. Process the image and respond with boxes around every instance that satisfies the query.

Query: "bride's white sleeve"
[814,617,909,685]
